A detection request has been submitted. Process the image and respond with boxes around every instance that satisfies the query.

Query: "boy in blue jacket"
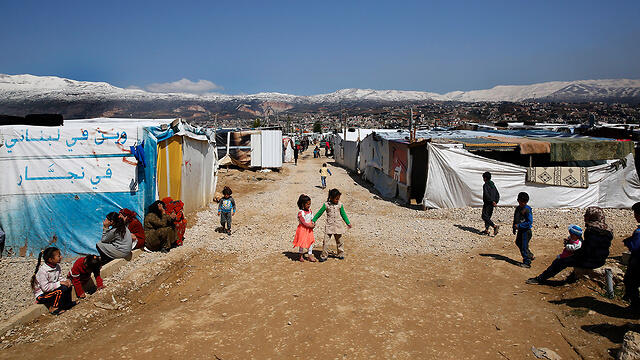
[623,202,640,313]
[513,192,534,268]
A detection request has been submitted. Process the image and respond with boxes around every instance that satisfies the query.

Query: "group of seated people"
[30,197,187,314]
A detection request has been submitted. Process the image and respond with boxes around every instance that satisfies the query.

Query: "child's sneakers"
[518,262,531,268]
[493,225,500,236]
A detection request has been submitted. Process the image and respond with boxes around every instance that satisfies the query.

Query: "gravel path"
[0,152,636,325]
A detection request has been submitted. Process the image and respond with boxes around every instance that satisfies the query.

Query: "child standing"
[31,247,73,314]
[623,202,640,314]
[218,186,236,235]
[557,225,583,259]
[480,171,500,236]
[312,188,352,262]
[293,194,317,262]
[512,192,534,268]
[68,255,104,299]
[319,163,333,189]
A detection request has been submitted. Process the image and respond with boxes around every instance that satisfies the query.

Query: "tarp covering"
[157,137,183,201]
[544,137,634,162]
[422,143,640,209]
[0,120,170,256]
[283,138,294,163]
[181,137,217,214]
[0,118,217,256]
[486,135,551,155]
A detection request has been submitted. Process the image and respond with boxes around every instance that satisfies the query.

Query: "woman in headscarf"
[527,207,613,284]
[119,208,145,250]
[143,201,177,253]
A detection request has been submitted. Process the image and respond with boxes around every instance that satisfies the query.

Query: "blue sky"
[1,0,639,95]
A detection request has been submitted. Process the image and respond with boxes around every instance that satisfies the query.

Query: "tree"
[252,118,261,128]
[313,120,322,133]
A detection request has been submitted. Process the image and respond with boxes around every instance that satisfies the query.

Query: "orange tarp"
[486,136,551,155]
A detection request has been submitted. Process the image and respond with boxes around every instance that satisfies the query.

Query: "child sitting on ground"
[31,247,73,315]
[319,163,332,189]
[68,255,104,299]
[218,186,236,235]
[293,194,316,262]
[557,225,583,259]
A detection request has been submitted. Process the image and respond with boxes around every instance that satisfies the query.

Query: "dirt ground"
[1,150,638,360]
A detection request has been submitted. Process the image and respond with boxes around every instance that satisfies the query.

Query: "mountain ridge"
[2,74,640,104]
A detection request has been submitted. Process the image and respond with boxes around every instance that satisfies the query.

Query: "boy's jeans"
[220,212,232,230]
[321,176,327,188]
[515,229,533,264]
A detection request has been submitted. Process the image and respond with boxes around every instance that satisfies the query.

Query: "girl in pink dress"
[293,194,317,262]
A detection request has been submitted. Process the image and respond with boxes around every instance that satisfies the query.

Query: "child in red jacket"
[68,255,104,298]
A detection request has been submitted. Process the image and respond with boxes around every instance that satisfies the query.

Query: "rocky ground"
[0,151,638,359]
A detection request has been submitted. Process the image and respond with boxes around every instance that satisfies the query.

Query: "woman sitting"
[144,200,177,253]
[527,207,613,284]
[96,212,133,265]
[119,208,145,250]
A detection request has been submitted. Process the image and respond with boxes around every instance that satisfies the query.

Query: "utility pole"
[409,107,415,142]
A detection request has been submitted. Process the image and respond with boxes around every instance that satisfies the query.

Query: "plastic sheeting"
[283,138,294,163]
[0,118,217,256]
[181,137,218,214]
[0,121,164,256]
[157,137,183,200]
[422,143,640,209]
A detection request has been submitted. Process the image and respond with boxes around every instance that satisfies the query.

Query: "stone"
[619,331,640,360]
[531,346,561,360]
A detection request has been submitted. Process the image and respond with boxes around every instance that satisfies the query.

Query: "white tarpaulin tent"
[422,143,640,209]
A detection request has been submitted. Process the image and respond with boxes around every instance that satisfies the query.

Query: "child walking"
[512,192,534,268]
[68,255,104,299]
[319,163,333,189]
[480,171,500,236]
[218,186,236,235]
[31,247,73,314]
[557,225,583,259]
[293,194,317,262]
[312,188,352,262]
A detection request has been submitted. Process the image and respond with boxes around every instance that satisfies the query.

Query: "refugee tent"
[216,129,283,168]
[422,143,640,209]
[0,118,217,256]
[154,121,218,214]
[356,129,638,209]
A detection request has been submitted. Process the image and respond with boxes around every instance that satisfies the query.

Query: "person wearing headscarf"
[527,206,613,285]
[119,208,145,250]
[143,201,177,253]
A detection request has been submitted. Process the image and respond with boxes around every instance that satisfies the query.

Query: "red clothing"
[120,208,145,249]
[68,257,103,298]
[128,218,145,249]
[162,197,187,246]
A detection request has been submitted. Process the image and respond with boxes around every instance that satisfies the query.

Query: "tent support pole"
[529,155,532,168]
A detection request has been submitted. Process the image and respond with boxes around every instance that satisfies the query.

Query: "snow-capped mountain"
[2,74,640,104]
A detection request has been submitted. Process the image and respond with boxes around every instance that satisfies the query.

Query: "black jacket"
[482,180,500,204]
[573,227,613,269]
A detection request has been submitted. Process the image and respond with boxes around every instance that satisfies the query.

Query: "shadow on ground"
[455,224,485,235]
[282,250,323,262]
[550,296,636,319]
[581,322,640,343]
[479,253,521,266]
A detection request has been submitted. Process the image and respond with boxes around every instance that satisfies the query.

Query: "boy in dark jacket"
[513,192,534,268]
[480,172,500,236]
[624,202,640,313]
